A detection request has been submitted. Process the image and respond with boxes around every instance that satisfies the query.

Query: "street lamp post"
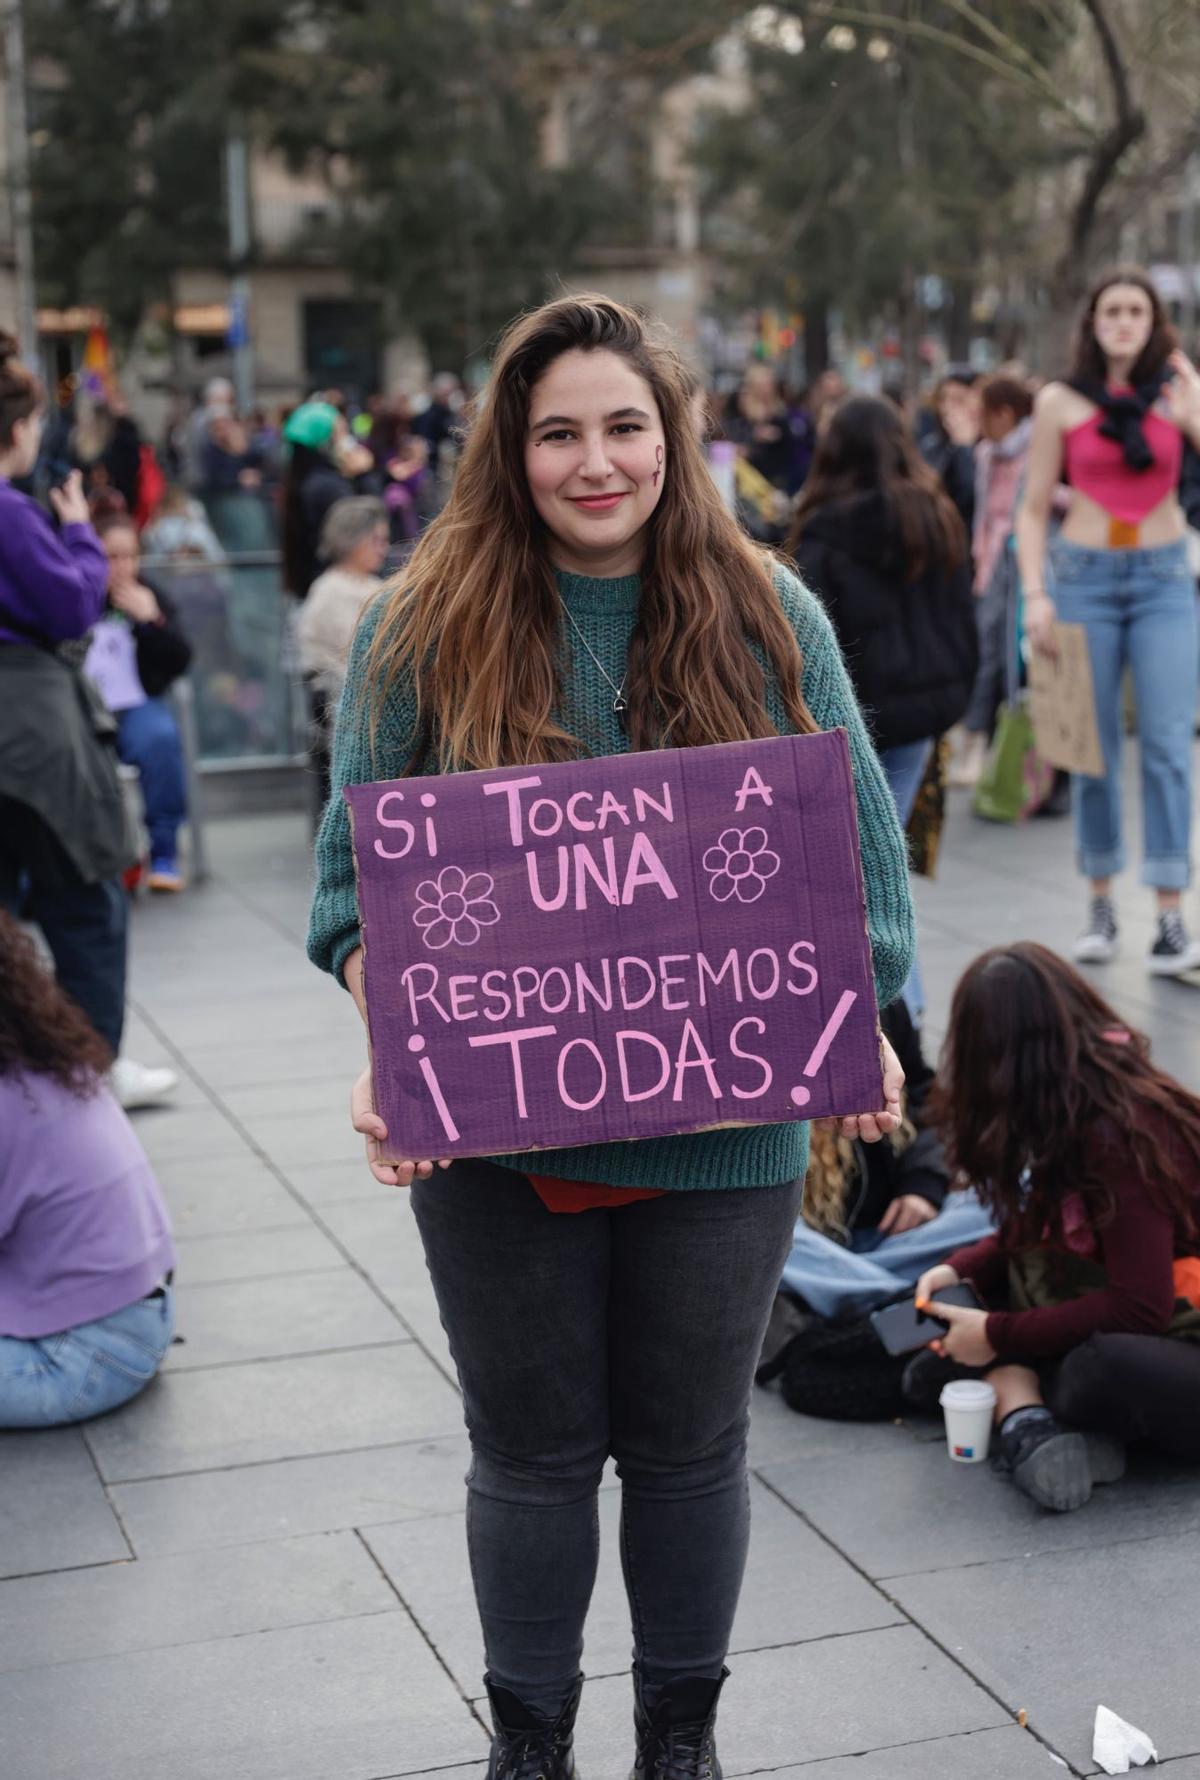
[225,128,255,413]
[2,0,38,360]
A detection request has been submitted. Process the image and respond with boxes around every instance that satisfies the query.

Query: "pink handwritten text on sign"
[346,731,883,1161]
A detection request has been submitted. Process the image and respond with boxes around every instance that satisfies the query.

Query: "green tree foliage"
[24,0,304,338]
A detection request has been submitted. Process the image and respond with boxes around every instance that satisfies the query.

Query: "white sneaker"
[110,1056,178,1110]
[1072,896,1119,965]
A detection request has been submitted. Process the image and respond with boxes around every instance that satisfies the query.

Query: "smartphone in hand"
[869,1283,983,1357]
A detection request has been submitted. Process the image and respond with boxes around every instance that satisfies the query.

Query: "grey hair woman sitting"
[295,495,389,820]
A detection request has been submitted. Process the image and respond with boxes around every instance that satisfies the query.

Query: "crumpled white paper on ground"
[1093,1705,1158,1773]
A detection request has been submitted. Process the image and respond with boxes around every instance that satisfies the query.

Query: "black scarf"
[1067,371,1168,472]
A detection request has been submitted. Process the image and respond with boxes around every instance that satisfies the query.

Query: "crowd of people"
[3,265,1200,1777]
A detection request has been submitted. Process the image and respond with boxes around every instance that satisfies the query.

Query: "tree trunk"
[946,278,973,361]
[804,296,830,380]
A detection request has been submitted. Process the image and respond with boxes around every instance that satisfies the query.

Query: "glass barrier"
[142,552,305,767]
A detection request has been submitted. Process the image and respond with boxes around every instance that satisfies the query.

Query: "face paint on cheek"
[652,445,663,487]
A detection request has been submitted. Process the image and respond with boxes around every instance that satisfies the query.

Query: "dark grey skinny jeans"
[410,1159,803,1716]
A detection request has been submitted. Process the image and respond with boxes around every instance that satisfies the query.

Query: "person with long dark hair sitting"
[913,943,1200,1513]
[0,910,176,1427]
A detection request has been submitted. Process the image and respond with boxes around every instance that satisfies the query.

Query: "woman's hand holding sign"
[351,1065,450,1187]
[837,1031,904,1143]
[345,945,450,1187]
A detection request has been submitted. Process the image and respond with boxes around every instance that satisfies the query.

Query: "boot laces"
[496,1725,567,1780]
[651,1723,715,1780]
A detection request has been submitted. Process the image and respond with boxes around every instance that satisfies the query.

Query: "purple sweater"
[0,1073,176,1338]
[0,478,109,646]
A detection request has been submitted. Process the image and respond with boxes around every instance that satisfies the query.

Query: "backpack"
[755,1302,909,1422]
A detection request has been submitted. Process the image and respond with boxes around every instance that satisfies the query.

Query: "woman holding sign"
[1016,268,1200,975]
[308,296,914,1779]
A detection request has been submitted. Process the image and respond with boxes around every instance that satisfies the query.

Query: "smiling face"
[1092,282,1154,373]
[524,348,666,577]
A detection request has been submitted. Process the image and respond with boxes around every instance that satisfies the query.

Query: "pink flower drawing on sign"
[413,866,501,949]
[702,827,781,903]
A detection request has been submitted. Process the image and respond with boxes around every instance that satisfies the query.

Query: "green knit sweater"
[307,564,916,1191]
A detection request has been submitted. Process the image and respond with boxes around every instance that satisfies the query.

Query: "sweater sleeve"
[306,596,418,986]
[983,1182,1179,1363]
[0,505,108,641]
[772,565,916,1011]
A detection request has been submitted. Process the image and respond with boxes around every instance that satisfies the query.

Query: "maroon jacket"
[946,1112,1196,1363]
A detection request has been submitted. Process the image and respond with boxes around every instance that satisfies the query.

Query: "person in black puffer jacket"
[786,396,978,1020]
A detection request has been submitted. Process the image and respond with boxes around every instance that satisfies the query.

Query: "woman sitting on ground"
[914,942,1200,1513]
[0,909,176,1428]
[779,998,993,1324]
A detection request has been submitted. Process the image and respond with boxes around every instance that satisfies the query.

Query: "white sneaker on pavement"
[1072,895,1119,965]
[110,1056,178,1110]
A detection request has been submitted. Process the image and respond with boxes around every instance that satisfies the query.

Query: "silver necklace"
[560,601,628,714]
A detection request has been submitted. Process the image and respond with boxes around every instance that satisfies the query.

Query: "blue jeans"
[116,698,187,864]
[780,1189,994,1321]
[0,801,128,1055]
[0,1288,175,1428]
[879,739,932,1022]
[410,1160,803,1715]
[1049,537,1198,889]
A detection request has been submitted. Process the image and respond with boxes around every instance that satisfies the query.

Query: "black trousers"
[1044,1331,1200,1463]
[0,797,128,1057]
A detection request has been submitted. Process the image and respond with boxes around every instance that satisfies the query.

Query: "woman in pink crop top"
[1015,266,1200,975]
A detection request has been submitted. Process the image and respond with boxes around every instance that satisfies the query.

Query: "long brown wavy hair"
[1069,265,1178,386]
[365,294,819,768]
[0,910,113,1089]
[932,943,1200,1250]
[788,396,967,584]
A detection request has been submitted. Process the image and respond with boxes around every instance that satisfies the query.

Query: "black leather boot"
[485,1673,583,1780]
[629,1668,727,1780]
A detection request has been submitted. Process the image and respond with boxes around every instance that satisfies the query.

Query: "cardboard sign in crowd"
[1026,621,1104,778]
[347,732,883,1162]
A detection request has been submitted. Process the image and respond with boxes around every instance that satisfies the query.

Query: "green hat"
[283,400,340,451]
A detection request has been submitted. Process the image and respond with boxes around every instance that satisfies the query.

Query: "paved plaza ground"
[3,777,1200,1779]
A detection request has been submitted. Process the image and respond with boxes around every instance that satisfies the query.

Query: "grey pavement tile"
[1154,1759,1200,1777]
[758,1725,1069,1778]
[239,1106,366,1167]
[284,1160,384,1205]
[760,1438,1200,1579]
[156,1153,312,1237]
[85,1343,465,1481]
[566,1629,1008,1778]
[174,1222,346,1284]
[0,1429,128,1580]
[891,1531,1200,1772]
[0,1531,395,1673]
[184,1034,367,1091]
[165,1269,408,1369]
[113,1435,473,1557]
[0,1612,486,1780]
[219,1077,351,1122]
[127,1103,253,1164]
[320,1193,438,1298]
[747,1387,927,1468]
[364,1476,900,1696]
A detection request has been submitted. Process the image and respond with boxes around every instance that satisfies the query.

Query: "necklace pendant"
[613,694,627,715]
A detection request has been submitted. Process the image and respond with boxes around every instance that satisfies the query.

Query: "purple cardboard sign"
[346,732,882,1161]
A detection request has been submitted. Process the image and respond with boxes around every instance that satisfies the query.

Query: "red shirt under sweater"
[945,1111,1197,1362]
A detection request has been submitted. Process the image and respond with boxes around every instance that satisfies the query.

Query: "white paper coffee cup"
[939,1379,997,1464]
